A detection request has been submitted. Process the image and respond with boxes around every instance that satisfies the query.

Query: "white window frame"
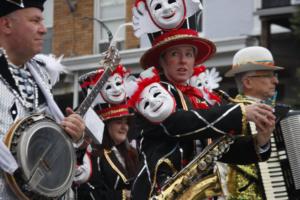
[93,0,125,53]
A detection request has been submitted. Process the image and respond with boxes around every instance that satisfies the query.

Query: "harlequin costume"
[130,1,271,199]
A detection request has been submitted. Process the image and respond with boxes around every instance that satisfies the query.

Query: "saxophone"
[151,136,234,200]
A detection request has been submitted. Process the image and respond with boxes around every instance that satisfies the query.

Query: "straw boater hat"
[225,46,283,77]
[132,0,216,69]
[0,0,46,17]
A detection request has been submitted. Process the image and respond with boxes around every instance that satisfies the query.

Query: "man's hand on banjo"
[61,107,86,143]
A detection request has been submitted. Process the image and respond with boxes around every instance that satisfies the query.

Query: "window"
[42,0,53,54]
[96,0,125,53]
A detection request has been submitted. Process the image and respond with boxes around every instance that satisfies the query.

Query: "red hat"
[95,104,134,121]
[140,29,216,69]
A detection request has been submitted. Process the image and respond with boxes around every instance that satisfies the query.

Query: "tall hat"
[132,0,216,69]
[125,67,176,123]
[225,46,283,77]
[0,0,46,17]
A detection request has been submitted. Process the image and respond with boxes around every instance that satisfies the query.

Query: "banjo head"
[4,114,76,199]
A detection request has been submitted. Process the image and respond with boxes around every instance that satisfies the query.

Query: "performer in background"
[74,66,139,200]
[74,103,139,200]
[224,46,284,200]
[130,0,276,199]
[0,1,85,199]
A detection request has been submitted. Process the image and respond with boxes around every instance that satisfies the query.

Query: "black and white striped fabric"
[8,64,37,111]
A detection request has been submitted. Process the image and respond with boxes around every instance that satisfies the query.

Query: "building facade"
[42,0,300,109]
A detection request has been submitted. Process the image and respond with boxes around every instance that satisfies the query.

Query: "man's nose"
[272,76,279,84]
[39,23,47,34]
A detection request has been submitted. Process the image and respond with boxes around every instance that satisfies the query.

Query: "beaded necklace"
[8,63,39,112]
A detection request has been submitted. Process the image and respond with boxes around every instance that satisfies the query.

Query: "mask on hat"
[146,0,186,30]
[79,65,129,105]
[100,73,126,104]
[133,0,202,37]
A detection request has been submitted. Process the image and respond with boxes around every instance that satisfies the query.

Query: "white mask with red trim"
[136,82,175,123]
[125,67,176,123]
[100,73,126,104]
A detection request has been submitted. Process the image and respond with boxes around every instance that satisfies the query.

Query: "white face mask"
[147,0,185,30]
[100,73,126,104]
[189,72,207,91]
[136,83,175,123]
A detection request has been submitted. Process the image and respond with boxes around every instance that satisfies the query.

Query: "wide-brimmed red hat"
[140,29,216,69]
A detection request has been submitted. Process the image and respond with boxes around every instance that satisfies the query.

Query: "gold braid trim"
[100,108,130,118]
[155,34,196,47]
[122,190,126,200]
[104,149,128,183]
[149,158,177,198]
[239,103,248,136]
[176,88,188,111]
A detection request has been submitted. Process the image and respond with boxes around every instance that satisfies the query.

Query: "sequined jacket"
[76,147,134,200]
[0,56,54,200]
[226,94,269,200]
[131,80,271,200]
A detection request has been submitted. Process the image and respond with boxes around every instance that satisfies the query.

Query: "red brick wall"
[52,0,94,57]
[125,0,139,49]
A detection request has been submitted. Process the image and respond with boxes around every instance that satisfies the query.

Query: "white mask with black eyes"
[190,72,207,91]
[146,0,185,30]
[100,73,126,104]
[136,82,175,123]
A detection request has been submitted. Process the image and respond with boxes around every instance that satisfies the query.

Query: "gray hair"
[234,71,256,94]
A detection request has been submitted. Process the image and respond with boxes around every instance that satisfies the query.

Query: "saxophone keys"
[182,176,190,186]
[198,160,207,171]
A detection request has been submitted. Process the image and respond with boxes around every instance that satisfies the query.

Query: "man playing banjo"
[0,0,85,199]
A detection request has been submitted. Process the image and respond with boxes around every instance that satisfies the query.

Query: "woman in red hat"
[74,103,139,200]
[130,0,276,199]
[74,67,139,200]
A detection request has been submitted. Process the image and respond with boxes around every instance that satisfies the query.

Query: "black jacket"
[76,148,133,200]
[131,80,271,200]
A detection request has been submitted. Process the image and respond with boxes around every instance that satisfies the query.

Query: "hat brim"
[225,63,284,77]
[102,113,134,122]
[140,36,216,69]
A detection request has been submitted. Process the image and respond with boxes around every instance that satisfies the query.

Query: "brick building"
[42,0,300,109]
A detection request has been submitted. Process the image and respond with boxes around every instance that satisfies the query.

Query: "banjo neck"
[76,46,120,117]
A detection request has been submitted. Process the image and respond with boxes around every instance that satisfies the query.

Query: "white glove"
[132,1,159,37]
[203,67,222,91]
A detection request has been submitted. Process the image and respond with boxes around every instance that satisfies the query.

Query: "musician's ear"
[242,77,253,90]
[0,17,13,34]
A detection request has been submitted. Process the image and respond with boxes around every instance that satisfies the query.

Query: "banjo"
[1,46,120,200]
